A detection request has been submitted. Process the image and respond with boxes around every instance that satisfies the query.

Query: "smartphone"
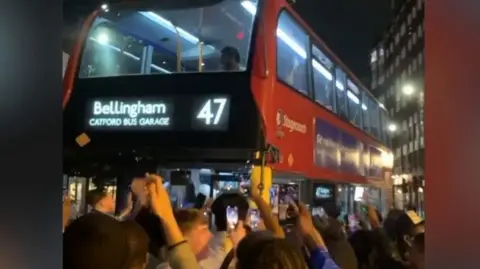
[226,206,239,230]
[249,209,260,229]
[194,193,207,209]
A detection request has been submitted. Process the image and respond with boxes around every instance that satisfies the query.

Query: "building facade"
[369,0,425,216]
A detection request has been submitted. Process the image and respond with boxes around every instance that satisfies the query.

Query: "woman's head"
[236,232,307,269]
[121,220,149,269]
[174,208,212,261]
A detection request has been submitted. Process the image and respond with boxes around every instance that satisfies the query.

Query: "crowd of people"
[62,174,425,269]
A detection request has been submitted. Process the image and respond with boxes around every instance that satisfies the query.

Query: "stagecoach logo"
[276,109,307,137]
[276,109,284,127]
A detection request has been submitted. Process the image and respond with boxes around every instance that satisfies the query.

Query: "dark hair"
[349,230,375,268]
[211,193,249,231]
[412,233,425,254]
[134,207,166,258]
[86,189,108,207]
[236,232,307,269]
[221,46,240,63]
[63,213,130,269]
[122,220,149,268]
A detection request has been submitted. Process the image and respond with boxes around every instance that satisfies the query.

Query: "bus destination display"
[85,96,230,131]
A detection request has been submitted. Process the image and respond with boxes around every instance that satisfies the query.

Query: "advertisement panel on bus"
[314,118,383,179]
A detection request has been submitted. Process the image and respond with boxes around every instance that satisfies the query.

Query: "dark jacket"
[314,217,358,269]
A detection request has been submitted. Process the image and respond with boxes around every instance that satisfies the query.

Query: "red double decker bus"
[64,0,393,214]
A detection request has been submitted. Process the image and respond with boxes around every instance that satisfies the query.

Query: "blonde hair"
[173,208,208,234]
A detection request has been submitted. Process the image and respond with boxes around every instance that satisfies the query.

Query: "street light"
[388,123,397,132]
[402,84,415,96]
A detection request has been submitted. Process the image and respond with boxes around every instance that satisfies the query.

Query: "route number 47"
[196,98,227,125]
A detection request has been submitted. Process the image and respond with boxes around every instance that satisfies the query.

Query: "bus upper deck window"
[78,0,260,78]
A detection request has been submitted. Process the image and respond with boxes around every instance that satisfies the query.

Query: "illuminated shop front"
[392,174,424,216]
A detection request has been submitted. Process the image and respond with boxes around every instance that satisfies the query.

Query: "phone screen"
[226,206,239,230]
[249,209,260,229]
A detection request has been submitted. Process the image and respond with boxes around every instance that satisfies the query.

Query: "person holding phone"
[200,192,250,269]
[144,173,201,269]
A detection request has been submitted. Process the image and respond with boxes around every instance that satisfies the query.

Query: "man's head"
[63,213,130,269]
[220,46,240,71]
[86,189,115,214]
[211,193,249,232]
[174,208,212,260]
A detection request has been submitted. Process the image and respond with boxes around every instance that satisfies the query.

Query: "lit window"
[418,25,423,37]
[408,39,412,50]
[418,52,423,65]
[417,0,422,10]
[413,6,417,18]
[401,23,406,36]
[371,50,378,63]
[413,32,417,44]
[407,14,412,25]
[401,47,406,59]
[311,44,334,110]
[276,11,309,95]
[395,33,400,44]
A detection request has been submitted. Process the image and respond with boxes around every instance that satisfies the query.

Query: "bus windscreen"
[78,0,259,78]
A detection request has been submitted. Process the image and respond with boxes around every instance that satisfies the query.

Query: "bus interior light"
[312,60,333,81]
[241,1,257,15]
[335,81,345,91]
[97,33,109,45]
[347,90,360,104]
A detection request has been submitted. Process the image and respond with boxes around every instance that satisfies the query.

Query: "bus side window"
[276,11,309,96]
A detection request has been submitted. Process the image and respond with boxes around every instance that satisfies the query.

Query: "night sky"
[63,0,393,84]
[293,0,393,84]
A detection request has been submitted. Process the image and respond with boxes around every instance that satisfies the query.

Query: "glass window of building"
[401,23,406,36]
[417,0,422,10]
[408,39,412,50]
[395,33,400,44]
[390,43,394,52]
[418,25,423,37]
[277,11,309,95]
[390,64,394,74]
[335,68,348,120]
[361,93,370,133]
[367,96,380,137]
[390,108,394,117]
[346,80,361,126]
[413,6,417,18]
[311,44,334,110]
[371,50,378,63]
[395,56,400,67]
[413,32,417,44]
[407,14,412,25]
[401,47,406,59]
[418,52,423,65]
